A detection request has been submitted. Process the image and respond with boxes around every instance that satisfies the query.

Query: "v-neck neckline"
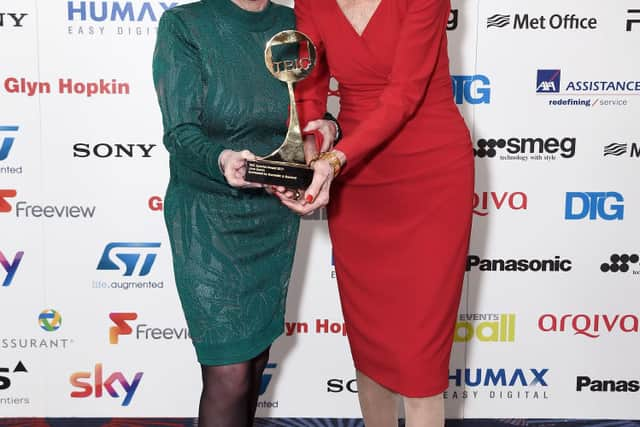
[333,0,384,39]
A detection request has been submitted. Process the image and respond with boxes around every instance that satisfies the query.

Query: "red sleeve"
[294,0,330,150]
[337,0,450,172]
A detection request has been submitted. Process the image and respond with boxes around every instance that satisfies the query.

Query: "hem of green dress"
[194,322,284,366]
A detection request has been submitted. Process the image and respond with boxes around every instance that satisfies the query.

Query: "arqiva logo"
[473,192,528,216]
[70,363,143,406]
[538,313,639,338]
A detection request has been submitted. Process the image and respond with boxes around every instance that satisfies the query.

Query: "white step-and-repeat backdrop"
[1,0,639,423]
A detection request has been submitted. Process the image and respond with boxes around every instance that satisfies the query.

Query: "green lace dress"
[152,0,299,365]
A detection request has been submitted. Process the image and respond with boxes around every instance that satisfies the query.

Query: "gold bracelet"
[317,151,342,178]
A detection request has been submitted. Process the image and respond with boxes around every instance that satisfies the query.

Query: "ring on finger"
[294,190,301,200]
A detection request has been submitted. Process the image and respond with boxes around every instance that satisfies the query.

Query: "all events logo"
[454,314,515,343]
[39,309,62,332]
[466,255,572,272]
[0,189,97,219]
[577,376,639,392]
[0,249,24,287]
[3,77,130,97]
[565,192,624,221]
[627,9,640,32]
[0,12,28,28]
[0,125,23,175]
[538,313,639,338]
[258,363,279,409]
[109,312,189,344]
[452,75,491,105]
[474,136,576,161]
[536,69,639,108]
[0,361,30,407]
[70,363,143,406]
[446,368,549,401]
[600,253,640,274]
[94,242,164,290]
[487,13,597,30]
[66,1,177,37]
[603,142,640,158]
[73,142,156,159]
[473,192,527,216]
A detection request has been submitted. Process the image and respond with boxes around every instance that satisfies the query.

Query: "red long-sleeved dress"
[295,0,474,396]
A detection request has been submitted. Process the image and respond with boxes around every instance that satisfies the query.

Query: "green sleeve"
[153,10,227,184]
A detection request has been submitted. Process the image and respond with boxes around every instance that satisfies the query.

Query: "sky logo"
[70,363,143,406]
[39,309,62,331]
[109,312,138,344]
[536,69,561,93]
[97,242,161,276]
[0,250,24,287]
[0,126,19,161]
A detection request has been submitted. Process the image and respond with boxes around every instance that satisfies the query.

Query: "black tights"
[198,347,270,427]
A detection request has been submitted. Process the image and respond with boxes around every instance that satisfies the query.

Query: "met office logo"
[66,1,177,37]
[0,125,23,175]
[564,192,624,221]
[487,12,597,30]
[603,142,640,158]
[536,68,639,108]
[94,242,165,291]
[474,136,576,161]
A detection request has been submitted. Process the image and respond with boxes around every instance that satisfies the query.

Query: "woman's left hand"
[304,119,338,153]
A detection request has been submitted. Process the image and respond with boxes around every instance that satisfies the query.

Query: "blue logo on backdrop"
[565,192,624,221]
[259,363,277,395]
[448,368,549,387]
[67,1,177,22]
[0,126,19,161]
[536,70,561,93]
[451,75,491,104]
[97,242,161,276]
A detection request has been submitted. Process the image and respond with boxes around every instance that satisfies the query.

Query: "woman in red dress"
[281,0,474,425]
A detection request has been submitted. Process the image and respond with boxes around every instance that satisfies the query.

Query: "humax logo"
[451,75,491,104]
[67,1,177,22]
[0,125,18,160]
[70,363,143,406]
[565,192,624,221]
[0,250,24,287]
[97,242,161,276]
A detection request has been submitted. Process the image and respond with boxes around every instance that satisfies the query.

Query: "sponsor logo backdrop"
[1,0,639,422]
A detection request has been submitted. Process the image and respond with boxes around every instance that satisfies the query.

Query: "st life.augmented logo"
[0,12,28,28]
[0,126,18,161]
[487,13,597,30]
[474,136,576,161]
[604,142,640,158]
[0,361,28,390]
[70,363,143,406]
[66,1,177,37]
[601,254,640,274]
[39,309,62,331]
[565,192,624,221]
[94,242,164,290]
[0,250,24,287]
[627,9,640,32]
[257,363,279,408]
[452,75,491,105]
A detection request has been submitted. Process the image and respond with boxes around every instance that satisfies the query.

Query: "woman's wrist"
[323,112,342,143]
[311,150,345,178]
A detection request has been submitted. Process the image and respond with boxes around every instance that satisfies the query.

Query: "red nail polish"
[306,195,314,203]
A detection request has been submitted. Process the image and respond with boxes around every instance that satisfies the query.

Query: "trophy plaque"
[245,30,317,189]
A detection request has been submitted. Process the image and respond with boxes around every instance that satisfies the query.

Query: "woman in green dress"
[152,0,336,425]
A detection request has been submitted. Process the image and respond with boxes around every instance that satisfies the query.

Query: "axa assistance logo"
[39,309,62,331]
[1,249,24,287]
[70,363,143,406]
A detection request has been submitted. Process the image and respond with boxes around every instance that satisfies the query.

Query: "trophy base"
[245,159,313,189]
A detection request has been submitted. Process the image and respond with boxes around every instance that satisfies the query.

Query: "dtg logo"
[0,126,19,160]
[259,363,277,395]
[39,309,62,331]
[0,189,17,212]
[0,250,24,287]
[565,192,624,220]
[452,75,491,104]
[537,69,561,93]
[70,363,143,406]
[109,312,138,344]
[97,242,161,276]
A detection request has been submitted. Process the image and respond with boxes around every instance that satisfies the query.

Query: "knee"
[202,364,252,400]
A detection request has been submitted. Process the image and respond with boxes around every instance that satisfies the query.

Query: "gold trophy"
[245,30,317,189]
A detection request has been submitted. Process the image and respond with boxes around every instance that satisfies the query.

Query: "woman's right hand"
[218,149,263,189]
